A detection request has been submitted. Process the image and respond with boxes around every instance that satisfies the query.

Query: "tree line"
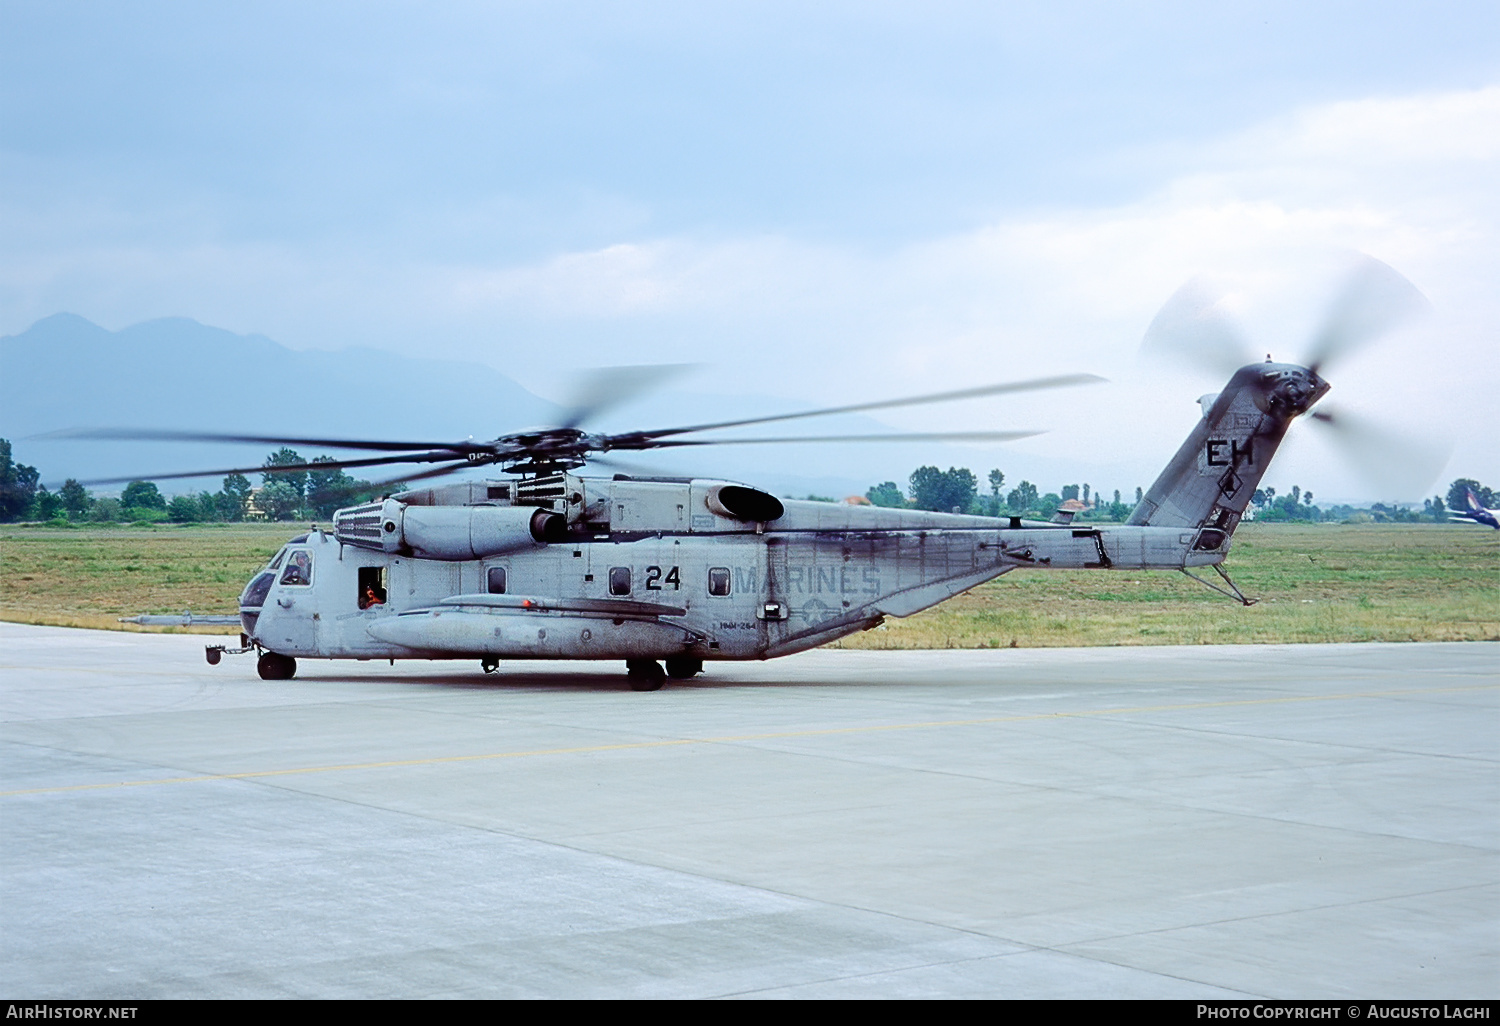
[863,463,1493,525]
[865,466,1142,520]
[0,440,393,524]
[1,439,1491,527]
[1248,479,1491,524]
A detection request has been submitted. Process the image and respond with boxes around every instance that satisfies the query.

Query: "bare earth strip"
[0,522,1496,646]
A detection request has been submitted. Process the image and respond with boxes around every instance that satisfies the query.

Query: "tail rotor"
[1303,254,1431,376]
[1140,254,1445,499]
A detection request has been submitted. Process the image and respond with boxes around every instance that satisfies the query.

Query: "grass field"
[836,523,1499,648]
[0,522,1496,646]
[0,523,291,633]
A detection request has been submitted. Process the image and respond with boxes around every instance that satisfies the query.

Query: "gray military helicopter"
[81,257,1429,690]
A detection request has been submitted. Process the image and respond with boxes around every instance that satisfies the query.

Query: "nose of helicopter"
[238,569,275,639]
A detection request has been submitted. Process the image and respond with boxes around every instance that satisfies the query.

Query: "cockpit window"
[267,548,287,571]
[280,549,313,586]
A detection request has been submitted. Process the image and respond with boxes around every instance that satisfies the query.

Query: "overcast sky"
[3,1,1497,501]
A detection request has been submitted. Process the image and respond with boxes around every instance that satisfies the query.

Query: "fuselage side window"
[280,549,313,586]
[708,567,731,596]
[358,566,387,609]
[609,566,631,596]
[487,566,508,595]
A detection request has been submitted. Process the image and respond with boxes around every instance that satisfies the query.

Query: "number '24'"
[645,565,680,590]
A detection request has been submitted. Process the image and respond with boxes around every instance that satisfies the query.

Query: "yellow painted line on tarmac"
[3,682,1495,799]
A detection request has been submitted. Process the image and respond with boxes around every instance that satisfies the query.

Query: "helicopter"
[73,256,1431,690]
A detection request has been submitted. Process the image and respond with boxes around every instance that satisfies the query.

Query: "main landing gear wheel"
[257,652,297,681]
[664,657,702,680]
[481,658,500,674]
[626,659,667,691]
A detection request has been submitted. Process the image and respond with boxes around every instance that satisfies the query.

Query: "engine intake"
[705,484,784,523]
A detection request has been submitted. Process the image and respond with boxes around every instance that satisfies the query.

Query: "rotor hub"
[1253,362,1329,417]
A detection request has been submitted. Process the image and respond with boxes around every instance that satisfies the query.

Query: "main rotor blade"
[34,426,483,454]
[629,430,1043,449]
[76,450,473,487]
[297,459,474,505]
[1139,278,1255,378]
[1303,255,1430,375]
[1308,406,1450,500]
[557,364,697,430]
[358,460,474,495]
[608,374,1102,444]
[583,453,692,479]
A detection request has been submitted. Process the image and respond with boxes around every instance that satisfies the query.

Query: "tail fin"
[1128,361,1329,545]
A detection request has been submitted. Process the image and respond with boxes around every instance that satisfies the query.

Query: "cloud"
[452,85,1498,499]
[4,84,1496,499]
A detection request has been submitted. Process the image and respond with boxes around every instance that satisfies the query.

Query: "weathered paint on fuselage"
[242,480,1223,665]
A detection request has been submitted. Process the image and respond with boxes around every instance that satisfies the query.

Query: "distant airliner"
[1451,488,1500,530]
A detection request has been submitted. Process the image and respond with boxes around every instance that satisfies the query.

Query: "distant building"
[243,487,270,521]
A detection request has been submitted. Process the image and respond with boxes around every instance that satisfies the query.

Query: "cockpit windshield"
[241,572,275,609]
[267,547,288,570]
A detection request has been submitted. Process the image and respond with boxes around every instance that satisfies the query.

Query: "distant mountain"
[0,314,559,488]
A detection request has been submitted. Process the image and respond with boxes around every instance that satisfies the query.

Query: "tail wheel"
[257,652,297,681]
[626,659,666,692]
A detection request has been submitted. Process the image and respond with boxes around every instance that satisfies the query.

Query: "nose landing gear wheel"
[626,659,666,691]
[257,652,297,680]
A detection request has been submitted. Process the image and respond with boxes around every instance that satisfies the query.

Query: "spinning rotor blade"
[1139,278,1254,378]
[77,450,471,487]
[54,369,1083,484]
[607,374,1102,445]
[557,364,697,430]
[36,426,480,454]
[1303,255,1430,375]
[634,430,1042,449]
[294,459,475,505]
[355,460,475,494]
[583,453,691,478]
[1308,406,1450,500]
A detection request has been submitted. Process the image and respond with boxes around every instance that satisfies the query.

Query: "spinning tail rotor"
[1140,254,1445,499]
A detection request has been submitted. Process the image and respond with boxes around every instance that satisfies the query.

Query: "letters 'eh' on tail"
[1127,360,1329,548]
